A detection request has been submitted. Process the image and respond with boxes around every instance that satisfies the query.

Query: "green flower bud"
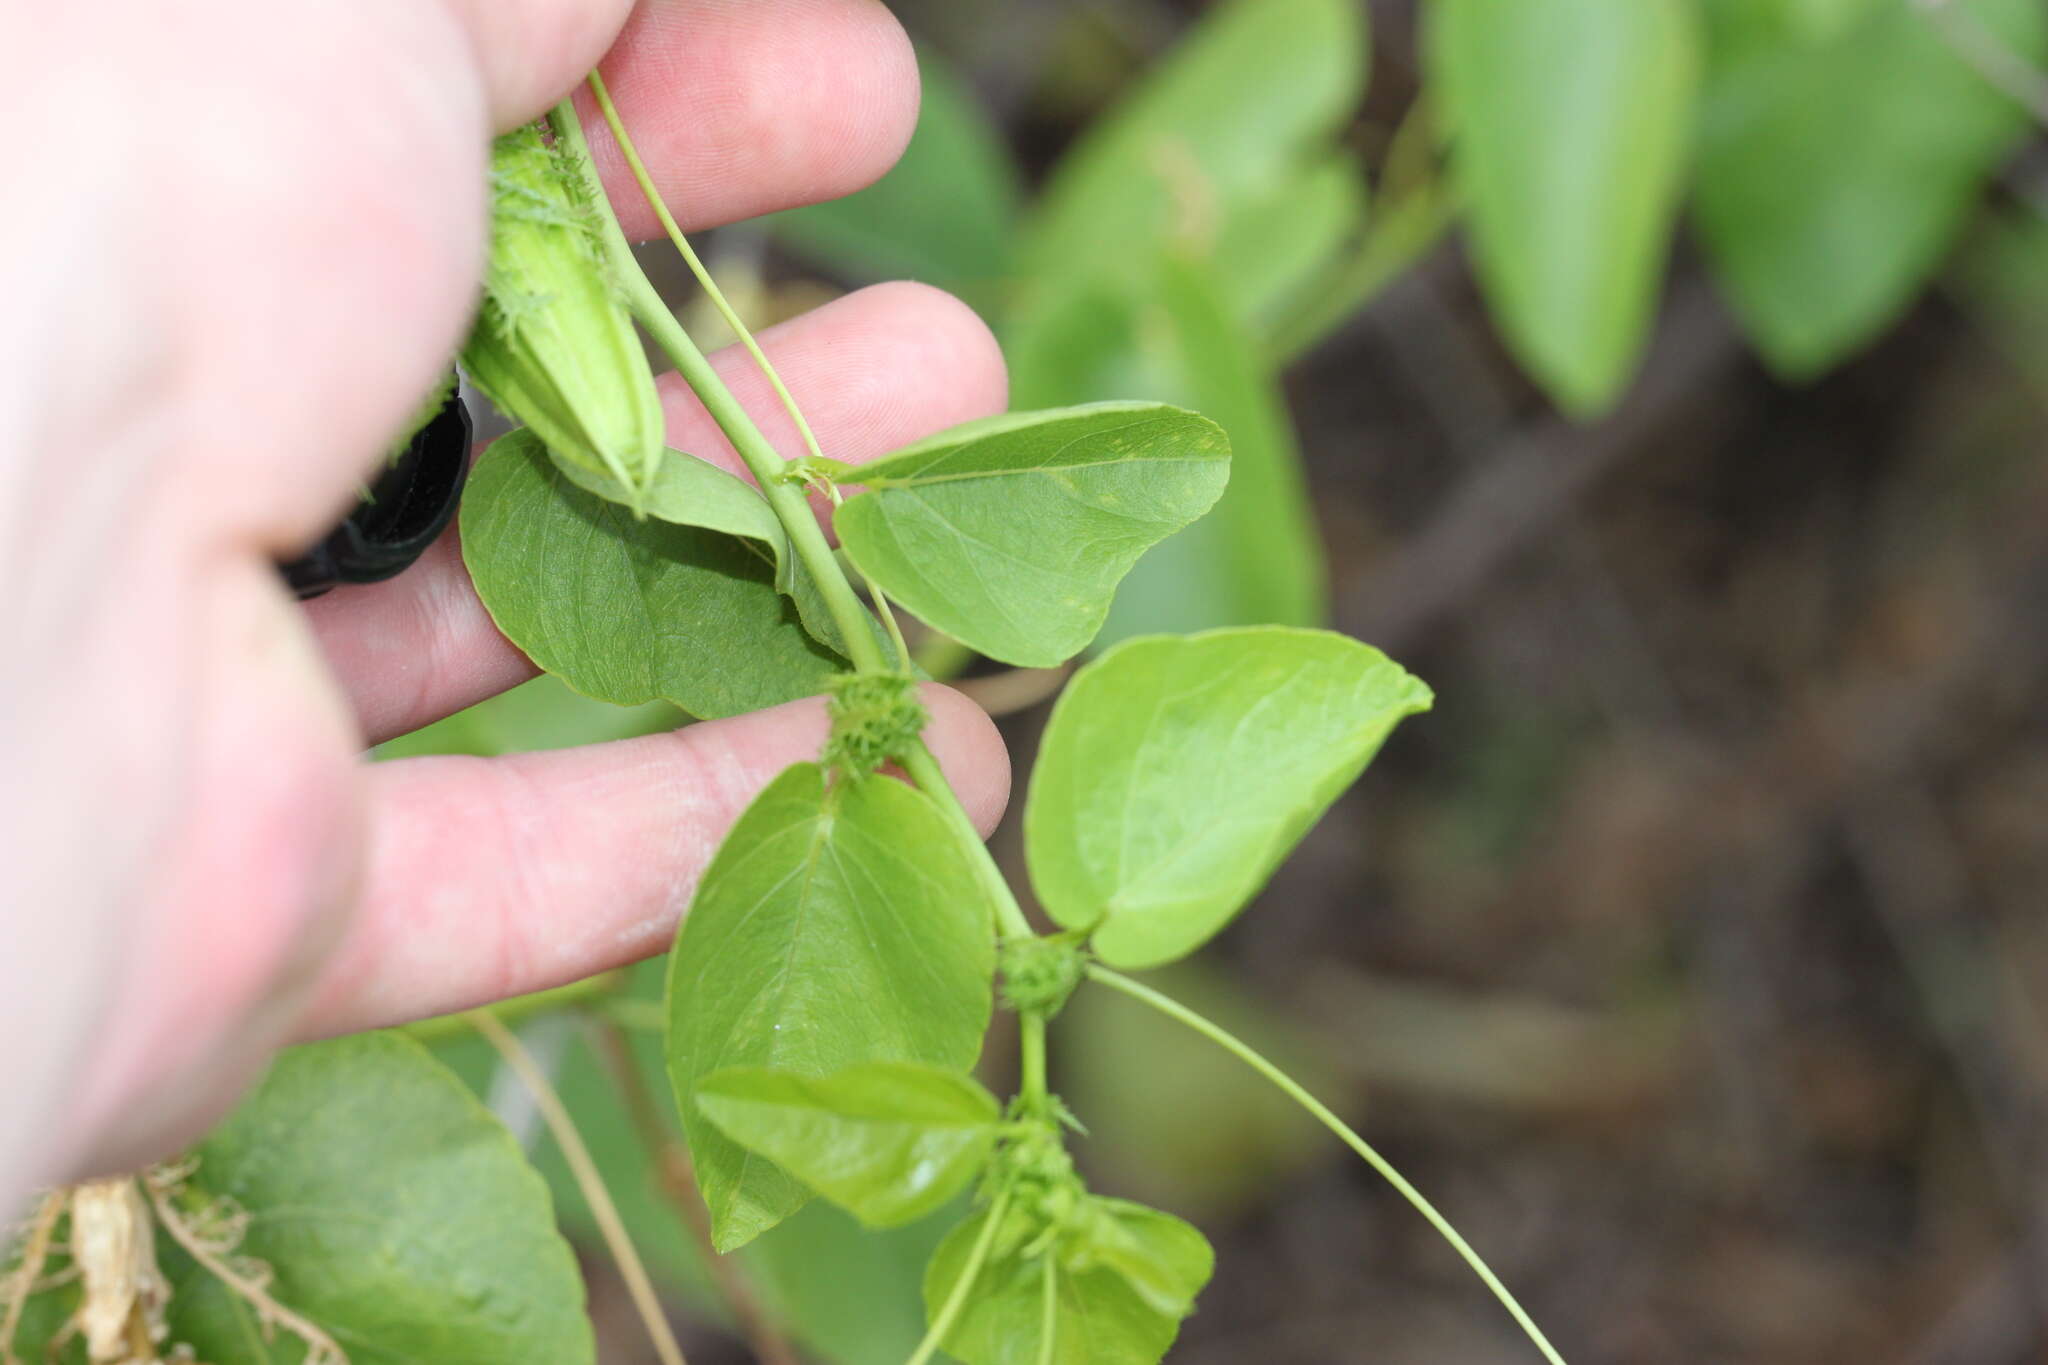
[823,672,929,781]
[461,119,664,509]
[1000,936,1086,1018]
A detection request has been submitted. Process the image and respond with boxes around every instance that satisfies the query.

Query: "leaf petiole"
[1036,1258,1058,1365]
[585,72,916,674]
[906,1191,1012,1365]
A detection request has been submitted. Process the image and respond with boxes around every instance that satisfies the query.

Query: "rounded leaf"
[1025,628,1431,968]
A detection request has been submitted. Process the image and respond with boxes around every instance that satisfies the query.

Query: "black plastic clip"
[282,378,472,600]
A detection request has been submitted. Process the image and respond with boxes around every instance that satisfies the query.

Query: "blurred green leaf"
[666,765,995,1251]
[1020,0,1367,332]
[462,429,846,719]
[168,1034,591,1365]
[699,1063,1001,1228]
[1778,0,1886,43]
[1695,0,2047,377]
[920,1197,1212,1365]
[1011,255,1325,643]
[1212,151,1369,341]
[831,403,1229,666]
[1117,256,1326,641]
[374,673,679,760]
[1026,628,1432,969]
[1431,0,1699,416]
[752,1200,962,1365]
[770,51,1019,299]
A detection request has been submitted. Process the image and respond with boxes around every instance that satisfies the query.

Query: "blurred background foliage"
[404,0,2048,1360]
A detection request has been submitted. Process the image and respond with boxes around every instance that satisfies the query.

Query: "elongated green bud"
[460,117,664,510]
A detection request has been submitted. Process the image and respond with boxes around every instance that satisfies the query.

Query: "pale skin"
[0,0,1012,1215]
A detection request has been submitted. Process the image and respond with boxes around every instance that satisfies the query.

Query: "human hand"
[0,0,1010,1210]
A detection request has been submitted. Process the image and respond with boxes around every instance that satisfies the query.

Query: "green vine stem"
[905,1191,1013,1365]
[1083,965,1570,1365]
[583,74,916,672]
[901,742,1035,942]
[553,94,1035,945]
[1018,1011,1050,1113]
[585,72,826,467]
[551,97,882,675]
[1036,1259,1059,1365]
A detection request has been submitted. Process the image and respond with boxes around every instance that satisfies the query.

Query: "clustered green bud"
[1000,936,1087,1018]
[461,117,665,510]
[986,1122,1085,1258]
[822,672,928,780]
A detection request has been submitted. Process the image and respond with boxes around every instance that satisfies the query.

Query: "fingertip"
[918,684,1011,836]
[441,0,635,129]
[580,0,925,236]
[840,0,923,196]
[851,281,1011,427]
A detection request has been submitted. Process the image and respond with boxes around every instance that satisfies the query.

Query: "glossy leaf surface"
[921,1198,1212,1365]
[1026,628,1432,968]
[831,404,1229,667]
[666,764,995,1251]
[171,1034,590,1365]
[462,429,845,719]
[697,1063,1001,1229]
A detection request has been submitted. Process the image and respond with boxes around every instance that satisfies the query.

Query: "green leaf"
[461,428,847,719]
[1021,0,1367,330]
[697,1063,1001,1229]
[418,963,957,1365]
[666,764,996,1252]
[374,674,680,760]
[1776,0,1886,44]
[830,403,1229,667]
[552,433,849,653]
[751,1200,964,1365]
[771,49,1020,299]
[168,1033,591,1365]
[1213,151,1368,342]
[1025,627,1432,969]
[1694,0,2047,377]
[1430,0,1700,416]
[1108,256,1326,644]
[1008,253,1323,640]
[921,1198,1213,1365]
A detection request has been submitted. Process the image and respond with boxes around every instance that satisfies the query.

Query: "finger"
[576,0,920,240]
[307,280,1007,745]
[437,0,635,130]
[303,684,1009,1035]
[441,0,919,232]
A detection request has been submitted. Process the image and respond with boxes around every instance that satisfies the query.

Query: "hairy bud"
[460,119,664,509]
[823,673,929,781]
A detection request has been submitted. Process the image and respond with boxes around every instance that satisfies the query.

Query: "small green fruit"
[461,118,664,511]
